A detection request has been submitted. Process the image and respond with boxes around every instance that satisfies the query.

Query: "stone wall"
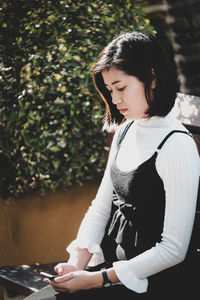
[164,0,200,96]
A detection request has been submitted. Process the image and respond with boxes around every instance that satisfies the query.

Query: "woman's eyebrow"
[105,80,122,86]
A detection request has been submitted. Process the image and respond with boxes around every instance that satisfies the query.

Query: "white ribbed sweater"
[67,110,200,293]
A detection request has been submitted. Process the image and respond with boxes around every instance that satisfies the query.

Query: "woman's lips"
[118,108,128,114]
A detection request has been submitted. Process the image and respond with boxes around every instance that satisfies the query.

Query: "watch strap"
[102,269,112,287]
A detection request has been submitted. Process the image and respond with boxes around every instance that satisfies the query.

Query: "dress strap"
[117,121,134,148]
[157,130,193,151]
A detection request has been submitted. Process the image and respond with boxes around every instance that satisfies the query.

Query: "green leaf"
[49,146,61,152]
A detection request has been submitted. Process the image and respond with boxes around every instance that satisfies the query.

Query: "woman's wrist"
[68,248,92,270]
[91,268,120,289]
[106,268,119,284]
[90,271,104,288]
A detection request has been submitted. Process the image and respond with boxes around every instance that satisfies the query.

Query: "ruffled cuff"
[113,260,148,293]
[66,239,105,266]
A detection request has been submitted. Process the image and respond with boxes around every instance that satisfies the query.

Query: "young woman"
[25,31,200,299]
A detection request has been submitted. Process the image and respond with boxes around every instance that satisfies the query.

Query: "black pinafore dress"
[100,122,198,296]
[24,123,199,300]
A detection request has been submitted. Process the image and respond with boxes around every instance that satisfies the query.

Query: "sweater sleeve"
[113,133,200,293]
[67,125,122,265]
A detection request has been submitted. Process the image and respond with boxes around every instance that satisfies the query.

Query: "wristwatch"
[101,269,112,287]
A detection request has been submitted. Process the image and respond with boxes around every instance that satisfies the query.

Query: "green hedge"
[0,0,155,198]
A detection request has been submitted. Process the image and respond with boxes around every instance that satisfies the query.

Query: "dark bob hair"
[93,31,179,130]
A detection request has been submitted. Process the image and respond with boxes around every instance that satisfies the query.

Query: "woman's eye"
[118,86,125,91]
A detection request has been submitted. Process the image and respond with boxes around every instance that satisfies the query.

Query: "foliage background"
[0,0,154,198]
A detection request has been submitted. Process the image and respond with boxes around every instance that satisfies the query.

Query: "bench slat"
[0,266,48,296]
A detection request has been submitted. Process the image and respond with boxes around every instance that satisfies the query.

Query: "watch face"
[104,282,112,288]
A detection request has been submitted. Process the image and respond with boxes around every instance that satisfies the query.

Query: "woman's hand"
[54,262,79,276]
[44,248,95,293]
[44,270,102,293]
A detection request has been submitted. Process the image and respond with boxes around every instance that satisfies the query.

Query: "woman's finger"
[54,263,63,274]
[54,287,68,293]
[54,273,74,283]
[43,278,52,284]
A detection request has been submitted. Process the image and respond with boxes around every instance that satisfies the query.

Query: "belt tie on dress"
[108,203,136,244]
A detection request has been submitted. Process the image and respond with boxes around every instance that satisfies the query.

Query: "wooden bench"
[0,262,58,299]
[0,92,199,300]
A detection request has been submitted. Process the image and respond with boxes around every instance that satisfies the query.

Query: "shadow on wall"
[174,93,200,127]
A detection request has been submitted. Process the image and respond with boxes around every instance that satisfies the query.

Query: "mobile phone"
[40,271,57,281]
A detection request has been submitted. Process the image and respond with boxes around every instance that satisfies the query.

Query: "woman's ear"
[151,68,156,89]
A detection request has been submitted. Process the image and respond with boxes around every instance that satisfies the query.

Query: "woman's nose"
[111,91,121,105]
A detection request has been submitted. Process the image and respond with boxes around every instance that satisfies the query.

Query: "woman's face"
[102,67,149,120]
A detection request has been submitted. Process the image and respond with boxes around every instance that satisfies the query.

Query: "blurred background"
[0,0,199,267]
